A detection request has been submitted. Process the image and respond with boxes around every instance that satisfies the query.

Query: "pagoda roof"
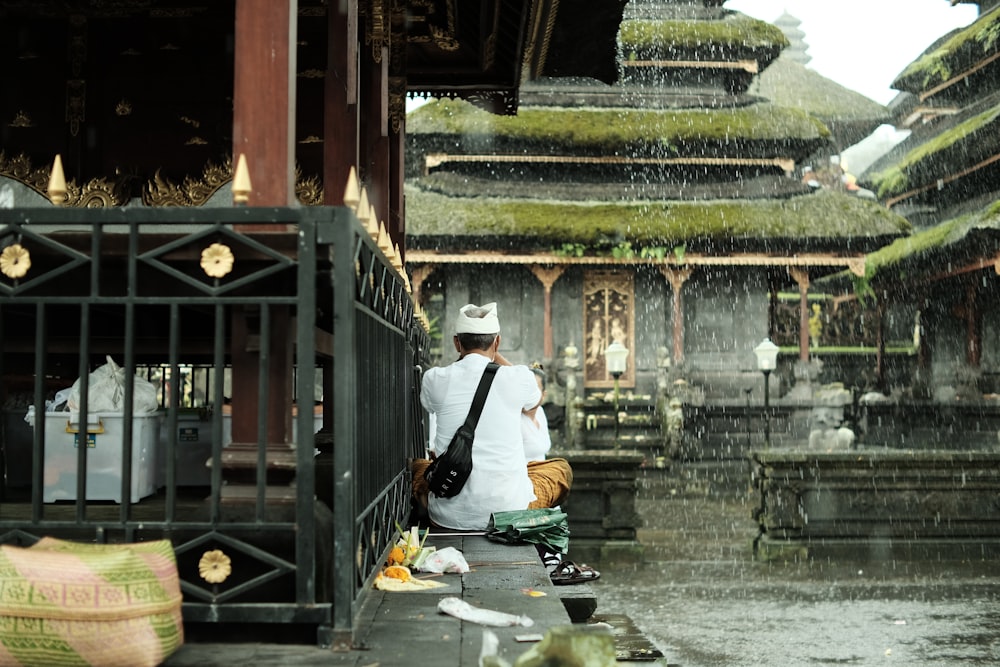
[404,185,910,253]
[863,97,1000,205]
[819,199,1000,292]
[618,12,788,70]
[407,98,830,161]
[891,7,1000,103]
[756,58,890,147]
[412,171,813,202]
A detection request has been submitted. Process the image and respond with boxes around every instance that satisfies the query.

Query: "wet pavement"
[164,462,1000,666]
[592,465,1000,666]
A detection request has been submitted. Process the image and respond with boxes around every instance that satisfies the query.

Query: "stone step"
[556,584,597,622]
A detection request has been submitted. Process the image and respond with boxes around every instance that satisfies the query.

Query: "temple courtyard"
[157,460,1000,666]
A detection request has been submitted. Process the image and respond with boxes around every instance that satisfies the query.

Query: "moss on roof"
[894,9,1000,93]
[860,199,1000,281]
[756,58,888,123]
[867,102,1000,198]
[405,184,909,244]
[407,98,830,152]
[619,13,788,59]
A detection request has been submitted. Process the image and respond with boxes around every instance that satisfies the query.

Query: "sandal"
[549,560,600,585]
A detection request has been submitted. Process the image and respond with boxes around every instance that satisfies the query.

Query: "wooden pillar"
[387,1,408,255]
[408,265,436,309]
[788,267,810,362]
[388,119,405,260]
[323,0,359,206]
[233,0,297,210]
[767,273,778,340]
[660,267,693,366]
[527,266,567,361]
[875,298,886,392]
[916,307,931,370]
[360,43,390,231]
[226,0,298,499]
[966,283,981,367]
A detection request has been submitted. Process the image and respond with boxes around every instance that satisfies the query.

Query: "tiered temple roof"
[842,7,1000,289]
[406,1,907,266]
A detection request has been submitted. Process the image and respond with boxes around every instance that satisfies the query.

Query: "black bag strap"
[463,362,500,431]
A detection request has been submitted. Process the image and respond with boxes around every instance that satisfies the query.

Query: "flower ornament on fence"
[200,242,234,278]
[198,549,232,584]
[0,243,31,279]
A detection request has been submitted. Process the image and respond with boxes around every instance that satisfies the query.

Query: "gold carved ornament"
[0,243,31,280]
[198,549,232,584]
[200,243,234,279]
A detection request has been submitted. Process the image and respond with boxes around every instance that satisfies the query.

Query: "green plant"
[426,315,442,342]
[639,246,668,260]
[554,242,586,257]
[611,242,634,259]
[850,274,876,307]
[673,244,687,264]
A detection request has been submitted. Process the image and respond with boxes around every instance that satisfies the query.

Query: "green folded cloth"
[486,508,569,553]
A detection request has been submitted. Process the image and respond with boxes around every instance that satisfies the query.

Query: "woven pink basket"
[0,538,183,667]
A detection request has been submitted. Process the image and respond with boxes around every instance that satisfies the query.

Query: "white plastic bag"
[437,597,532,627]
[416,546,470,574]
[67,356,158,414]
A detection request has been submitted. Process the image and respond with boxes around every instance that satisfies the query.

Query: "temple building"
[403,0,907,454]
[837,2,1000,446]
[0,0,629,647]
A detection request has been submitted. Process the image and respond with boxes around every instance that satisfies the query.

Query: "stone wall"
[752,450,1000,560]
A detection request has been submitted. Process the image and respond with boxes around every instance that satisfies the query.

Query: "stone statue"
[664,397,684,459]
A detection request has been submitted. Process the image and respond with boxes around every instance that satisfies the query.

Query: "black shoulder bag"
[424,362,499,498]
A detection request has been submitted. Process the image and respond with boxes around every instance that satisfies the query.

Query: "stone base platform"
[752,448,1000,561]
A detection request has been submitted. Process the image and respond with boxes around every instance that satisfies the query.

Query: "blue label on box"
[179,427,199,442]
[73,433,97,448]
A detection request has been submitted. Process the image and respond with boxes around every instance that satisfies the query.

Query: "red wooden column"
[388,115,406,260]
[360,43,390,232]
[226,0,298,498]
[323,0,359,205]
[528,266,567,361]
[788,267,810,362]
[232,0,297,210]
[660,267,693,366]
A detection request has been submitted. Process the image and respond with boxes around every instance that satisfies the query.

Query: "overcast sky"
[726,1,980,105]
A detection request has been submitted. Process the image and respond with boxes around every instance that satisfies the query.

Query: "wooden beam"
[407,250,864,272]
[886,150,1000,209]
[622,59,759,73]
[919,49,1000,103]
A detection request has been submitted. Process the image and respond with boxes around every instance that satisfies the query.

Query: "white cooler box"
[40,412,162,503]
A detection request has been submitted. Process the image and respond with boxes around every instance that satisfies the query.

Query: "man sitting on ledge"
[412,302,598,585]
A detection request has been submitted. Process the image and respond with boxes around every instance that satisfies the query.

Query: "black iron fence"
[0,205,428,648]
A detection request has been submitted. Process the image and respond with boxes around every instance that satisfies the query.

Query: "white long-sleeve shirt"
[421,354,541,530]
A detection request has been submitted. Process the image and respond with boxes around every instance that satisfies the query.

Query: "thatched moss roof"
[405,184,910,247]
[407,98,830,157]
[859,199,1000,281]
[756,58,889,133]
[414,171,814,202]
[867,102,1000,198]
[619,13,787,65]
[893,9,1000,94]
